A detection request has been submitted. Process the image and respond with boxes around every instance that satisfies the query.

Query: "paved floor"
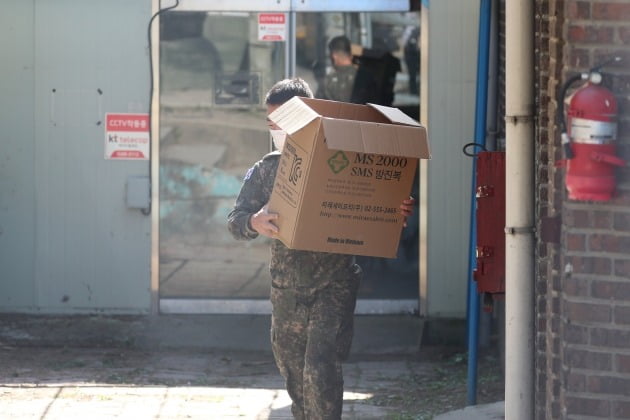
[0,350,421,419]
[0,314,504,419]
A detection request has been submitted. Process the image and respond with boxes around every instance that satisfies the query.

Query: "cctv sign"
[105,113,150,160]
[258,13,286,41]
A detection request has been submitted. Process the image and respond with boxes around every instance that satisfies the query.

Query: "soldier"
[319,35,377,105]
[321,35,356,102]
[227,77,414,420]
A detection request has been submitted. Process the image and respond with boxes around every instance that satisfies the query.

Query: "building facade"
[535,0,630,418]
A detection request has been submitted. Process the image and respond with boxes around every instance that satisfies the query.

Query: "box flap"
[321,118,430,158]
[268,96,320,135]
[300,98,391,123]
[368,103,421,127]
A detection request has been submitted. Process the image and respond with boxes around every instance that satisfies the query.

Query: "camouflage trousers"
[270,265,361,420]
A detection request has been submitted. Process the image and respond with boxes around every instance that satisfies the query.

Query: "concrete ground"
[0,314,504,419]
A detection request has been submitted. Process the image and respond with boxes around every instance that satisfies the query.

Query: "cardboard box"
[268,97,430,258]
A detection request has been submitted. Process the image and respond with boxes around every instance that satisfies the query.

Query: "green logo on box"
[327,151,349,174]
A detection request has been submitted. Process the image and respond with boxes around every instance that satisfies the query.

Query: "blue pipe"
[466,0,492,406]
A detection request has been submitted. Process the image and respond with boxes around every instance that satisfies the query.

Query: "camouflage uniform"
[227,151,361,420]
[322,65,358,102]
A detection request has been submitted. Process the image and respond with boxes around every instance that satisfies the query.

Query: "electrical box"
[473,151,505,295]
[126,176,150,209]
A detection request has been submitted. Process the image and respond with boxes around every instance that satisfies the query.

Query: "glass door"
[158,10,285,311]
[293,11,421,309]
[158,2,420,313]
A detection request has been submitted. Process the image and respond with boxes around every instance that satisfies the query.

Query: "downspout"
[505,0,535,418]
[485,0,499,154]
[466,0,492,406]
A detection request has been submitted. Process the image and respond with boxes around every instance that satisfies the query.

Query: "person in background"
[404,26,420,95]
[227,77,415,420]
[318,35,377,104]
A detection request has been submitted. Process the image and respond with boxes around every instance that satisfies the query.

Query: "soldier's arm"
[227,163,267,240]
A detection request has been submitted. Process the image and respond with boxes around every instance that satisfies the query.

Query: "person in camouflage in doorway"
[227,78,414,420]
[321,35,356,102]
[319,35,376,105]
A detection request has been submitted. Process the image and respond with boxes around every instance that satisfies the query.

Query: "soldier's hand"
[250,204,279,238]
[400,197,415,228]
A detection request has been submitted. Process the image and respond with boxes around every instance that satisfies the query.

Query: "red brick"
[551,401,561,418]
[615,259,630,277]
[568,25,614,43]
[592,280,630,300]
[552,354,562,374]
[567,233,586,251]
[591,327,630,348]
[566,348,612,371]
[566,396,610,416]
[551,314,561,333]
[589,234,629,253]
[569,48,591,68]
[566,209,590,228]
[569,256,612,275]
[567,372,586,391]
[614,212,630,232]
[565,323,589,344]
[611,73,630,95]
[613,401,630,419]
[593,210,613,229]
[614,306,630,325]
[566,301,611,323]
[594,50,630,75]
[620,27,630,44]
[616,354,630,373]
[567,1,591,19]
[592,3,630,21]
[587,375,630,395]
[563,276,589,296]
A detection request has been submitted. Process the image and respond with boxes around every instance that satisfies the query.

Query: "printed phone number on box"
[320,201,397,214]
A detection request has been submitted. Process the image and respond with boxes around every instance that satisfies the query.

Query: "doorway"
[157,3,421,314]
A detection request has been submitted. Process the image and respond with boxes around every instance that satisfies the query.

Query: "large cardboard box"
[268,97,430,258]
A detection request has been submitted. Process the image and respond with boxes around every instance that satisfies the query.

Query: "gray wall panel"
[0,1,37,308]
[425,0,478,317]
[0,0,152,313]
[36,0,151,312]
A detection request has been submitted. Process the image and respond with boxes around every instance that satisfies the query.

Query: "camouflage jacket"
[323,65,358,102]
[227,152,355,293]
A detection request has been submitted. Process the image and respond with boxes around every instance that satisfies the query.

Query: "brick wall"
[536,0,630,418]
[535,0,565,417]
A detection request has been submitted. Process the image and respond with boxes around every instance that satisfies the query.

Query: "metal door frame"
[152,0,418,315]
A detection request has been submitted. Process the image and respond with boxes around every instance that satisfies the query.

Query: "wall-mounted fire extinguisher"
[558,57,626,201]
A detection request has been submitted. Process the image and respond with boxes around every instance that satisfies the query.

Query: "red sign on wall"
[105,113,150,160]
[258,13,287,41]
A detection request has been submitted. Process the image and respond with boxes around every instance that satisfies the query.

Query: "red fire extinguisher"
[558,57,626,201]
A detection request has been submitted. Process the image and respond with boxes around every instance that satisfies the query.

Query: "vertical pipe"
[466,0,492,406]
[286,11,296,77]
[505,0,535,418]
[485,0,499,153]
[418,0,430,317]
[478,0,499,352]
[149,0,161,315]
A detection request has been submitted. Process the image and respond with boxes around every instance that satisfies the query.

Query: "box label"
[274,140,308,208]
[318,150,411,224]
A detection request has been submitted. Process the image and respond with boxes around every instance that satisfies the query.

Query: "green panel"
[0,1,36,308]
